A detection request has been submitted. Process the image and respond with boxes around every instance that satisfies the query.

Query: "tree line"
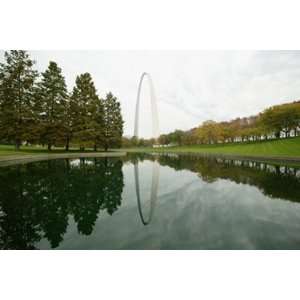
[0,50,124,151]
[124,100,300,147]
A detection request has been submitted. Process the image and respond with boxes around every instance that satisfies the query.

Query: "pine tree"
[0,50,38,149]
[64,95,72,151]
[70,73,103,150]
[102,92,124,151]
[93,98,105,151]
[37,61,68,150]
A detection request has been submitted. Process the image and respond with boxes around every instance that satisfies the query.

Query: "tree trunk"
[15,140,21,151]
[94,144,97,152]
[104,144,108,152]
[48,143,52,151]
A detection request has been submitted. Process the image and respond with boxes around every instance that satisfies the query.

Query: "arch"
[134,72,159,139]
[133,73,160,225]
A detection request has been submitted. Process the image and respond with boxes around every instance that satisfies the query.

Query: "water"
[1,154,300,250]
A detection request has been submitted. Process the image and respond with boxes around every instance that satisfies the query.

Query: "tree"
[158,134,169,145]
[276,103,300,138]
[130,136,139,147]
[219,122,235,143]
[0,50,38,149]
[93,97,105,151]
[260,103,300,138]
[168,129,185,145]
[196,120,221,144]
[37,61,68,150]
[70,73,103,150]
[102,92,124,151]
[64,95,72,151]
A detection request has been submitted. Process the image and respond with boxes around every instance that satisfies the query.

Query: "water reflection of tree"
[100,158,124,215]
[156,154,300,202]
[0,158,124,249]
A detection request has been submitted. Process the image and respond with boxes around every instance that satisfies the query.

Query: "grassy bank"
[124,136,300,158]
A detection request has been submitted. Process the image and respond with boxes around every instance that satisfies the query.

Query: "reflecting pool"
[1,154,300,249]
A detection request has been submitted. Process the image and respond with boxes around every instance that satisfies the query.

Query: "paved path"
[0,152,127,167]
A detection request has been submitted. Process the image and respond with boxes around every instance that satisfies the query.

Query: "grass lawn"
[124,136,300,158]
[1,136,300,160]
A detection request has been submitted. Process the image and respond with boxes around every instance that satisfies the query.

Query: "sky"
[1,50,300,138]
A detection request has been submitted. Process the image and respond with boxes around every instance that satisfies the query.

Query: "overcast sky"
[1,50,300,138]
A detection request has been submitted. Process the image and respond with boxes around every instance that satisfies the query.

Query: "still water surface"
[1,154,300,249]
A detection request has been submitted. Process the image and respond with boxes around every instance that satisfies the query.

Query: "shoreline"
[0,152,127,167]
[159,151,300,164]
[1,149,300,167]
[125,149,300,165]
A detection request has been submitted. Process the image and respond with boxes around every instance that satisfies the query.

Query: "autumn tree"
[181,129,198,145]
[196,120,221,144]
[260,103,300,138]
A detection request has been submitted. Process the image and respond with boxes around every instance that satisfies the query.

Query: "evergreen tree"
[0,50,38,149]
[64,95,72,151]
[70,73,103,150]
[37,61,68,150]
[102,92,124,151]
[93,97,105,151]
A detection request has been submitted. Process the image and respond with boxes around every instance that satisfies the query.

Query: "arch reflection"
[134,160,160,225]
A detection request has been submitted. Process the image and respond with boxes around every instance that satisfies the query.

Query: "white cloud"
[1,50,300,138]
